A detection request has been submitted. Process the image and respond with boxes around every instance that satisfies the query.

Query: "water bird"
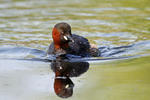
[47,22,101,57]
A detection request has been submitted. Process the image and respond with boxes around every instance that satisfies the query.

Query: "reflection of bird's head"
[54,77,74,98]
[51,58,89,98]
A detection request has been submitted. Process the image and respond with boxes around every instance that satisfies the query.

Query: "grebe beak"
[67,36,74,42]
[64,36,74,42]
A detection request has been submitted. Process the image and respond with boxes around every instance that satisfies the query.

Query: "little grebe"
[47,22,100,57]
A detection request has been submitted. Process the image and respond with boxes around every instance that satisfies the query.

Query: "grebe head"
[52,22,73,49]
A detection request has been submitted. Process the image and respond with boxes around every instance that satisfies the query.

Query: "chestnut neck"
[52,28,69,50]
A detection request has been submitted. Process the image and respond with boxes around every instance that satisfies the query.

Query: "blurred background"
[0,0,150,100]
[0,0,150,50]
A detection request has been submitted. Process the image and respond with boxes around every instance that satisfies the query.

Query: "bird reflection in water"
[50,56,89,98]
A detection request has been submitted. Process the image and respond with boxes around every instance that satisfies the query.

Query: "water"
[0,0,150,100]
